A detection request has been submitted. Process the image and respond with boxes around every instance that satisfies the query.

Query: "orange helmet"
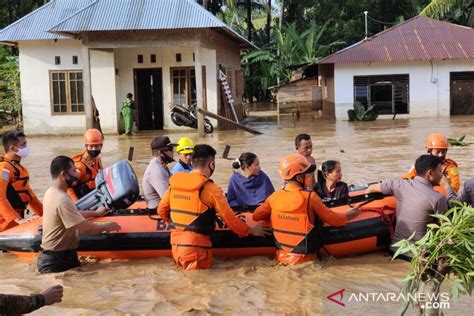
[278,154,316,180]
[425,133,448,149]
[84,128,103,145]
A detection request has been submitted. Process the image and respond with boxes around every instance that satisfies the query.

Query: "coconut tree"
[420,0,474,26]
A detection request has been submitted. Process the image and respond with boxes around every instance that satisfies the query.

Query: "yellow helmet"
[176,137,194,154]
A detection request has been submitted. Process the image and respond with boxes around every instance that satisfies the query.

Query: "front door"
[134,68,163,130]
[450,72,474,116]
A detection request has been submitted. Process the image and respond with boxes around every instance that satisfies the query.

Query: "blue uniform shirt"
[171,161,193,174]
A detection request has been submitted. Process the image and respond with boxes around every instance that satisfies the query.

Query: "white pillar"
[81,45,93,129]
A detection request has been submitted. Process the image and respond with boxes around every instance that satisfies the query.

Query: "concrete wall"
[115,46,217,130]
[19,40,86,134]
[333,60,474,120]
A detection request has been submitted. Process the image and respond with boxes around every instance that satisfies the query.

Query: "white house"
[0,0,253,135]
[317,16,474,120]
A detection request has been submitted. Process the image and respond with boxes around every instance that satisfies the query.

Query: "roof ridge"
[0,1,53,35]
[49,0,99,33]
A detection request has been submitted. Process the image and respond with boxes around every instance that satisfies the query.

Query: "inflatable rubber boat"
[0,161,396,261]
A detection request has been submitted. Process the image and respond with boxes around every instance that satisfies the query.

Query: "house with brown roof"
[318,16,474,119]
[0,0,252,135]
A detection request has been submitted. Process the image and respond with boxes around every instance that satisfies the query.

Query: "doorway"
[450,72,474,116]
[134,68,163,130]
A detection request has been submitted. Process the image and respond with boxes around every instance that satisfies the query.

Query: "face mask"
[161,151,174,164]
[87,150,101,158]
[15,146,30,158]
[209,161,215,177]
[65,173,79,188]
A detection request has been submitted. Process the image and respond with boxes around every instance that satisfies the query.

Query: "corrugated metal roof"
[0,0,254,48]
[319,16,474,64]
[49,0,254,48]
[0,0,95,42]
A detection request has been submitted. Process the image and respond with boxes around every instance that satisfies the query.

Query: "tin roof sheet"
[319,16,474,64]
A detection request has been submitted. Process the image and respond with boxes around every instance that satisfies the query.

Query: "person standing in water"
[403,133,460,192]
[315,160,349,203]
[158,144,271,270]
[227,152,274,207]
[253,154,359,265]
[294,134,316,191]
[171,137,194,174]
[121,93,135,136]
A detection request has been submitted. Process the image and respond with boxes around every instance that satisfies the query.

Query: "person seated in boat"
[143,136,177,210]
[253,154,360,265]
[227,152,274,207]
[368,155,448,261]
[37,156,121,274]
[402,133,460,193]
[314,160,349,203]
[67,128,104,201]
[0,130,43,232]
[442,176,474,207]
[294,134,316,191]
[0,285,63,315]
[171,137,194,174]
[158,144,272,270]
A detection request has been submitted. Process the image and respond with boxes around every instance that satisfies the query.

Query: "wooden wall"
[276,79,322,113]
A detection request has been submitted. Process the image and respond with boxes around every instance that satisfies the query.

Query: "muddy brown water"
[1,115,473,315]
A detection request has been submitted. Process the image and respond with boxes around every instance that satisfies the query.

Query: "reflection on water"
[1,115,473,314]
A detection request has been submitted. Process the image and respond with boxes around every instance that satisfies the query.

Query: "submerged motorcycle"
[170,102,214,134]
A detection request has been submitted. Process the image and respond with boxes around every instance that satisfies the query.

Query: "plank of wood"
[197,108,262,135]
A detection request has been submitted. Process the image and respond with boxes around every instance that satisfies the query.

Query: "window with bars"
[50,70,84,114]
[171,67,205,106]
[353,74,409,114]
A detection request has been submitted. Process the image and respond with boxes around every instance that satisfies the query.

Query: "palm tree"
[419,0,473,26]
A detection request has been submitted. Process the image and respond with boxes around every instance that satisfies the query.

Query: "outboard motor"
[75,160,139,211]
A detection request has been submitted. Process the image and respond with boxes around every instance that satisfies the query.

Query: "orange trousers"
[276,250,315,265]
[171,245,213,270]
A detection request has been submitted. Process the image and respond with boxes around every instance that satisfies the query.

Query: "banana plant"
[448,135,472,147]
[347,102,379,121]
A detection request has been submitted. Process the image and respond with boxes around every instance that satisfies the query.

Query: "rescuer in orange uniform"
[253,154,360,265]
[402,133,460,192]
[67,129,104,201]
[158,144,271,270]
[0,130,43,232]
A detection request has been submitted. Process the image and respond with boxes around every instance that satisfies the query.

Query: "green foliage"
[420,0,474,26]
[242,22,344,99]
[448,135,472,147]
[0,55,22,120]
[392,204,474,312]
[347,102,379,121]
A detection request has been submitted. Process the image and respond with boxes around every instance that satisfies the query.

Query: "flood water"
[1,115,473,314]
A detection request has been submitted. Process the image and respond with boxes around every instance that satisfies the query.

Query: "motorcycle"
[170,102,214,134]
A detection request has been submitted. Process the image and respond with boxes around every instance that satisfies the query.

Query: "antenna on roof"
[364,11,368,39]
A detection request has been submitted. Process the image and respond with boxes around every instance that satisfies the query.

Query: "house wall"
[276,79,322,113]
[115,46,217,130]
[333,60,474,120]
[18,40,85,135]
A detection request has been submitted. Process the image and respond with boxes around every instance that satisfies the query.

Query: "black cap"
[151,136,177,151]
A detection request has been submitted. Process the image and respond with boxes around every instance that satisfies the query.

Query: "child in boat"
[315,160,349,203]
[227,152,275,207]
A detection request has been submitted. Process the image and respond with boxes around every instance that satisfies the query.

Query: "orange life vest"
[270,190,319,254]
[0,155,32,211]
[71,152,103,198]
[169,172,215,236]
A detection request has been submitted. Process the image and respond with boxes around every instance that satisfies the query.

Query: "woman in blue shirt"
[227,152,275,207]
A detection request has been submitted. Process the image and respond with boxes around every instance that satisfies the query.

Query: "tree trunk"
[246,0,252,42]
[266,0,271,43]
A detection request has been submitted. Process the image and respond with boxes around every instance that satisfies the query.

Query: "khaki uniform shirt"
[142,157,171,209]
[380,176,448,250]
[41,187,85,251]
